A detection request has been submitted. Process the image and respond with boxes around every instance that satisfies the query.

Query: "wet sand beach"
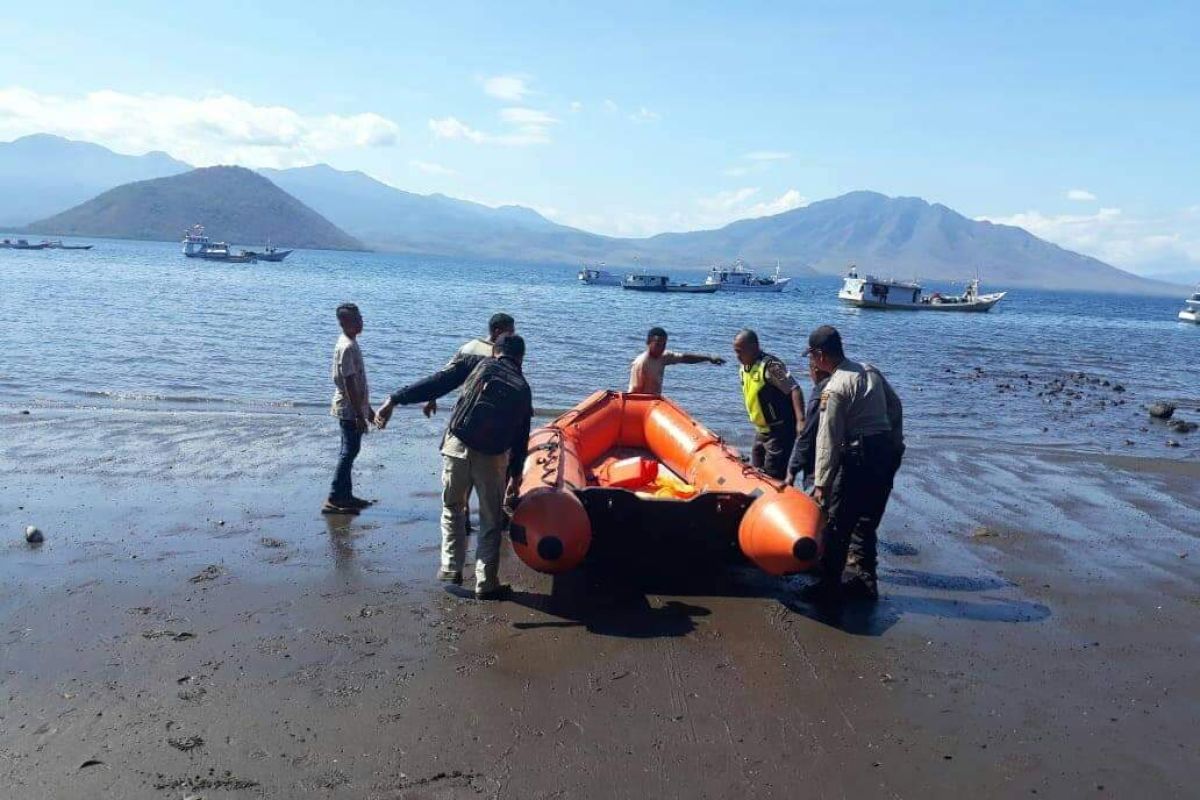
[2,407,1197,799]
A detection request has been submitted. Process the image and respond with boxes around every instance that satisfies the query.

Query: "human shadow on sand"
[510,568,713,638]
[507,550,1050,639]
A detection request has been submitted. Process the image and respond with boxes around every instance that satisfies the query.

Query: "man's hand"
[422,400,438,418]
[785,471,797,487]
[710,355,727,366]
[796,417,806,436]
[813,486,826,505]
[355,415,369,434]
[503,479,520,516]
[375,400,395,430]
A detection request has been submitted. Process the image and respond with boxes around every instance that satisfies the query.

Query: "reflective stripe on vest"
[741,359,772,434]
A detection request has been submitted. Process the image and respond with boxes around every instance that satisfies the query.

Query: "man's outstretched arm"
[674,352,726,365]
[376,355,480,429]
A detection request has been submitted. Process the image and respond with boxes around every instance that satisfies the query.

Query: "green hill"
[25,165,364,251]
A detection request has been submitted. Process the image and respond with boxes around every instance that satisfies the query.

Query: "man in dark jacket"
[376,334,532,600]
[786,362,832,490]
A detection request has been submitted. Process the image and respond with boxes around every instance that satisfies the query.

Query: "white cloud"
[695,187,807,227]
[978,206,1200,274]
[744,150,791,161]
[409,159,457,176]
[499,107,558,126]
[429,106,557,146]
[698,187,761,213]
[429,116,486,144]
[1066,188,1097,201]
[744,189,807,218]
[603,99,619,113]
[482,75,531,101]
[629,107,661,123]
[0,86,398,168]
[722,166,750,177]
[569,101,583,113]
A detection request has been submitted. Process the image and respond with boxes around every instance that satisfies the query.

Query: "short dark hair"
[807,325,844,359]
[735,328,759,347]
[336,303,360,321]
[488,313,515,336]
[647,326,668,342]
[494,332,526,360]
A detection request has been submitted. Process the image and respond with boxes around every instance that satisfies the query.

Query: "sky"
[1,1,1197,275]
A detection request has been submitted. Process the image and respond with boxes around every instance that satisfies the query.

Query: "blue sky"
[2,1,1197,273]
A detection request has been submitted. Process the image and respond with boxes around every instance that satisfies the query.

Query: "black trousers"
[820,435,902,584]
[752,429,796,481]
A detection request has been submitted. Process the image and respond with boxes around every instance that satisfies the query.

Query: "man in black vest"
[376,334,532,600]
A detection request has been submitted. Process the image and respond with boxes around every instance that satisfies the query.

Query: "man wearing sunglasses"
[803,325,904,603]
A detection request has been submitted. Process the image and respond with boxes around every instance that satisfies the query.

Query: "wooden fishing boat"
[510,391,823,577]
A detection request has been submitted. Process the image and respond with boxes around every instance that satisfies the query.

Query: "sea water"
[1,239,1196,472]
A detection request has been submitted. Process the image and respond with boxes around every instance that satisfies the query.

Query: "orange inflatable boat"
[510,391,824,577]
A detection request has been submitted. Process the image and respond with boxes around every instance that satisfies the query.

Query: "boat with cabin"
[704,260,791,293]
[1179,286,1200,323]
[2,238,49,250]
[622,273,719,294]
[182,225,257,263]
[578,263,623,286]
[244,245,292,262]
[243,237,292,262]
[838,266,1006,311]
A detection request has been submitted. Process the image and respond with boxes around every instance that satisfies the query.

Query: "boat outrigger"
[622,274,719,294]
[838,266,1006,311]
[1179,286,1200,323]
[510,391,823,577]
[704,260,791,293]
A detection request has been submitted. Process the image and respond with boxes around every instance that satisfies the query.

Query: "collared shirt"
[813,359,903,489]
[628,350,685,394]
[739,353,798,396]
[330,334,370,420]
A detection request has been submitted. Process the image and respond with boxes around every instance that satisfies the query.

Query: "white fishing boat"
[578,263,622,286]
[182,224,257,263]
[1179,286,1200,323]
[622,273,719,294]
[838,266,1006,312]
[704,259,791,292]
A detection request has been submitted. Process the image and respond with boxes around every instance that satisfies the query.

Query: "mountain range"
[25,166,363,251]
[0,134,189,226]
[3,134,1186,294]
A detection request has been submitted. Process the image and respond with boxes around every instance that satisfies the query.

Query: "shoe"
[842,576,879,602]
[474,584,512,601]
[321,500,360,515]
[347,496,374,509]
[794,579,841,604]
[437,568,463,585]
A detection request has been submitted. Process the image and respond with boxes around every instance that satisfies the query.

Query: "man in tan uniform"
[804,325,903,602]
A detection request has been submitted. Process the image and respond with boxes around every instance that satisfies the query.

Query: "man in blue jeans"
[323,303,376,515]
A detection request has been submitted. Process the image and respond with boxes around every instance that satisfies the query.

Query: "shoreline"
[1,411,1197,797]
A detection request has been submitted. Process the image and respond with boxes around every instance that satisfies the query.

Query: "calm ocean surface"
[1,239,1196,459]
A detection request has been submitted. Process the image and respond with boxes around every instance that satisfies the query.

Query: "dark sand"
[2,409,1198,798]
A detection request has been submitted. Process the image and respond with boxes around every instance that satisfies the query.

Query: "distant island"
[2,134,1186,295]
[24,165,364,252]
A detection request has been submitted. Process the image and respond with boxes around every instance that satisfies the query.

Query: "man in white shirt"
[324,303,375,514]
[628,326,724,395]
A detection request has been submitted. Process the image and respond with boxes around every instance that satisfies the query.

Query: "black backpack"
[449,358,529,455]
